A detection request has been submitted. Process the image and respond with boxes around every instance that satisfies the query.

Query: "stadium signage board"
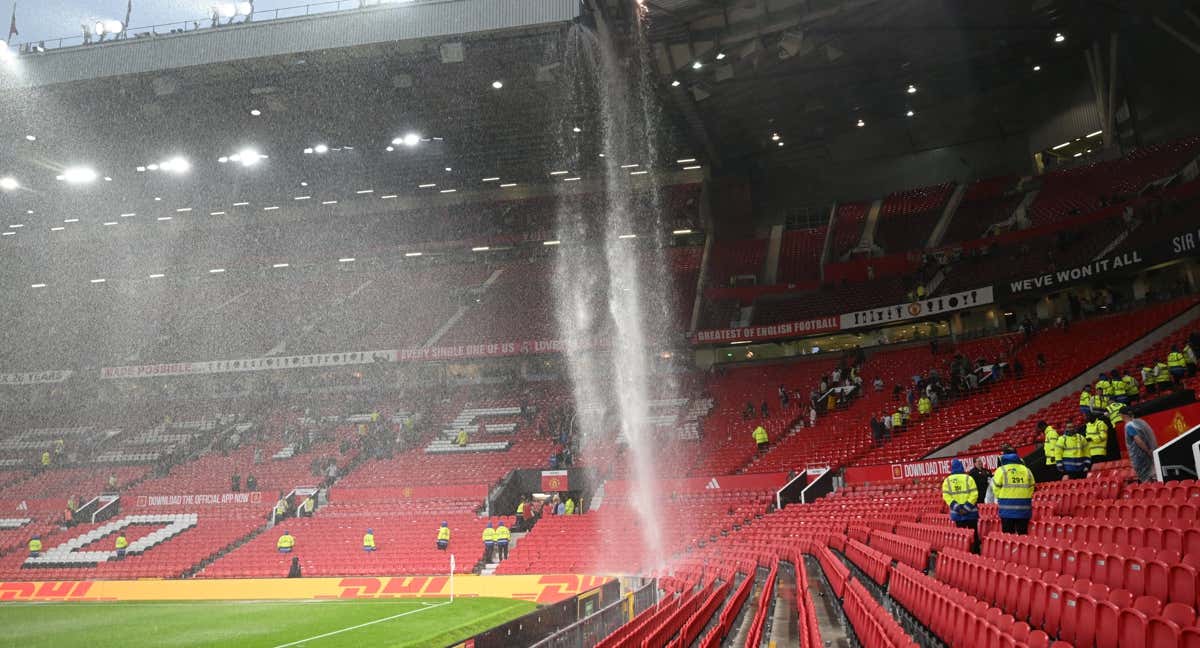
[135,492,262,507]
[842,443,1038,484]
[100,350,397,379]
[839,287,995,330]
[1005,250,1146,295]
[397,340,568,361]
[691,317,840,344]
[0,574,612,603]
[0,370,72,385]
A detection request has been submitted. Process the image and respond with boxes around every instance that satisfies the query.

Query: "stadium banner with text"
[604,472,789,497]
[133,492,263,508]
[0,574,613,604]
[1001,223,1200,296]
[396,340,568,362]
[839,287,995,330]
[690,317,840,345]
[1142,402,1200,452]
[842,444,1038,485]
[100,350,397,379]
[0,370,73,385]
[331,484,489,502]
[541,470,569,492]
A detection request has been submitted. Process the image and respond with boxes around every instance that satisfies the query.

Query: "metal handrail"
[10,0,384,52]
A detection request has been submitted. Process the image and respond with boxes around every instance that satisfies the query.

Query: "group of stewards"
[28,532,128,558]
[481,520,512,561]
[942,452,1036,542]
[274,528,377,553]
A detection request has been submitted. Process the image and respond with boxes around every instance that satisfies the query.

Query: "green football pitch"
[0,597,537,648]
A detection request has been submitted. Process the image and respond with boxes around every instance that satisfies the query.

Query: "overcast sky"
[8,0,346,44]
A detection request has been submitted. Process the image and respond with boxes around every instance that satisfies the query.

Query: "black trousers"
[1001,518,1029,535]
[955,519,979,553]
[497,542,509,560]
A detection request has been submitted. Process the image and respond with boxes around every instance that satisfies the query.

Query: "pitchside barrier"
[0,574,612,604]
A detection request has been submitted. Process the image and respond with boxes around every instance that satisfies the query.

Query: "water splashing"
[553,5,677,571]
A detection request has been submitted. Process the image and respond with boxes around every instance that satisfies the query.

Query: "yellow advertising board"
[0,574,612,604]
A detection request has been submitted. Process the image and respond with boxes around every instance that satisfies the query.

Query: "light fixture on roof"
[24,135,35,141]
[394,133,421,147]
[676,158,696,163]
[572,126,582,133]
[103,221,117,226]
[338,257,355,263]
[907,84,917,94]
[0,176,18,191]
[232,201,249,206]
[543,240,561,246]
[90,278,106,284]
[630,170,649,175]
[673,229,693,235]
[385,146,395,152]
[30,283,46,288]
[120,212,135,217]
[671,80,680,87]
[439,189,457,193]
[692,61,702,70]
[682,165,701,170]
[500,183,517,188]
[1054,32,1065,43]
[778,142,785,147]
[906,109,914,117]
[482,177,500,182]
[60,166,98,184]
[355,189,374,194]
[233,148,265,166]
[175,207,192,213]
[272,263,290,268]
[9,224,22,228]
[321,200,338,205]
[472,246,490,252]
[549,171,569,176]
[63,218,79,223]
[249,109,262,116]
[770,132,780,141]
[1,231,13,236]
[492,80,504,89]
[381,194,397,199]
[445,167,452,172]
[1033,64,1041,71]
[263,206,280,211]
[1086,129,1103,138]
[618,234,637,239]
[300,181,309,187]
[1051,142,1070,150]
[404,252,423,257]
[715,52,726,60]
[294,195,311,201]
[210,211,226,216]
[314,144,329,154]
[564,177,581,182]
[1073,152,1083,157]
[104,176,112,182]
[149,274,165,279]
[619,164,639,169]
[209,268,225,274]
[856,118,865,128]
[418,183,436,188]
[157,216,172,221]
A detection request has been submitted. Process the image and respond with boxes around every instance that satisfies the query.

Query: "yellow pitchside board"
[0,574,612,604]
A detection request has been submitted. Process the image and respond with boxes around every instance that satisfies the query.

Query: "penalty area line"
[271,600,451,647]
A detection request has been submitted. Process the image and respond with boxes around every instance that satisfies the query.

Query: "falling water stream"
[552,4,676,570]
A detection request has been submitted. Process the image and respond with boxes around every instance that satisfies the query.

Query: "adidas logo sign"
[705,478,720,490]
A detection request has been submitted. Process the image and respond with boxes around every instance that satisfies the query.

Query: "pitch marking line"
[271,600,452,647]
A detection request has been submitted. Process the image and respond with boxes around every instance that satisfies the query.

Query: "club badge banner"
[840,287,995,330]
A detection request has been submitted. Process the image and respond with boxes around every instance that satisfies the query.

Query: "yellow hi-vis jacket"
[1168,351,1186,368]
[28,539,41,552]
[1043,426,1060,465]
[363,533,376,549]
[437,526,451,542]
[752,426,769,444]
[1085,421,1107,458]
[482,527,496,544]
[115,536,128,550]
[1079,390,1092,409]
[495,525,510,542]
[277,534,295,549]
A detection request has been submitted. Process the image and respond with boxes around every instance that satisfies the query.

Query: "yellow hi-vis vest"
[115,536,128,550]
[992,463,1035,519]
[892,412,903,427]
[1096,379,1112,396]
[1043,426,1061,465]
[437,527,451,541]
[1085,421,1107,458]
[28,539,41,552]
[1111,379,1126,397]
[753,426,769,444]
[277,534,295,549]
[1122,375,1138,395]
[941,473,978,507]
[1107,402,1125,427]
[1079,391,1092,409]
[495,525,511,542]
[1168,351,1186,368]
[363,533,376,548]
[482,527,496,543]
[1155,362,1172,383]
[1056,433,1087,473]
[918,397,932,415]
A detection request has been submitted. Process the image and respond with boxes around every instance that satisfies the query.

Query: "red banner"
[133,492,263,507]
[842,444,1039,485]
[691,317,840,345]
[331,484,488,502]
[541,470,569,492]
[604,472,789,497]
